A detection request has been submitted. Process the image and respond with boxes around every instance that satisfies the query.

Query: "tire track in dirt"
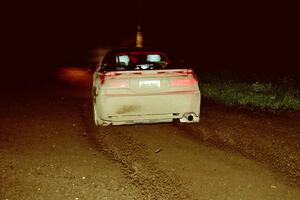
[173,111,300,187]
[79,102,194,200]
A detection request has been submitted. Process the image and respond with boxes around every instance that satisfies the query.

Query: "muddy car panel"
[92,49,201,126]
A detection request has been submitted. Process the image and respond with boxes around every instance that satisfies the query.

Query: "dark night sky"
[2,0,299,80]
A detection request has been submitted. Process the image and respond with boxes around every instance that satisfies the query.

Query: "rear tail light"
[171,78,197,86]
[104,71,123,76]
[176,69,194,75]
[100,71,122,84]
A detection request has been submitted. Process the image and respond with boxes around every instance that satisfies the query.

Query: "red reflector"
[104,71,122,77]
[176,69,194,75]
[101,71,122,84]
[171,79,197,86]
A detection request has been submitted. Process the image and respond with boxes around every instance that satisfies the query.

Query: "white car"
[92,48,201,126]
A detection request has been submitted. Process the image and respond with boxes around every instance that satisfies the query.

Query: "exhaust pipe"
[187,115,194,121]
[180,112,199,123]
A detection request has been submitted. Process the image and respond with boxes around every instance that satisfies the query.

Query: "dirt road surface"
[1,67,299,200]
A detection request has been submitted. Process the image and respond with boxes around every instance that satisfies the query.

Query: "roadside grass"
[197,71,300,111]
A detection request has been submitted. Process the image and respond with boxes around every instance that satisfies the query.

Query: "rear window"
[100,51,177,72]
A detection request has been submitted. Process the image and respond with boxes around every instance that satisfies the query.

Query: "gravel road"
[1,68,299,199]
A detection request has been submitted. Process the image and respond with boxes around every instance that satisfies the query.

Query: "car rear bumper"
[94,90,201,124]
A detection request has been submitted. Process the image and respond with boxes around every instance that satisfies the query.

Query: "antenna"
[136,24,143,47]
[136,0,143,47]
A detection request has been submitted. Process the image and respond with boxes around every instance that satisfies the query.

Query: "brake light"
[104,71,122,76]
[176,69,194,75]
[101,71,122,84]
[171,79,197,86]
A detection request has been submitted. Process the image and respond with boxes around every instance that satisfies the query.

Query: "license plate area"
[139,80,161,88]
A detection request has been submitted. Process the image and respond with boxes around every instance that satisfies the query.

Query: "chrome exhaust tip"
[187,115,194,121]
[180,112,199,123]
